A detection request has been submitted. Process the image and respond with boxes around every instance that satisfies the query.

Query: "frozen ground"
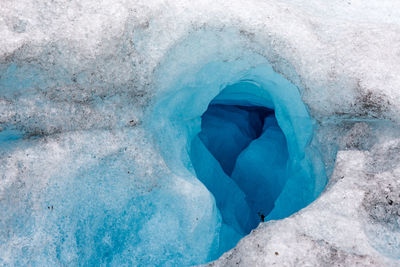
[1,0,400,266]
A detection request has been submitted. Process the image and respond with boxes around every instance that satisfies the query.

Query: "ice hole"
[150,56,327,263]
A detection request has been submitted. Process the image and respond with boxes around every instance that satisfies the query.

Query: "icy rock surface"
[1,0,400,266]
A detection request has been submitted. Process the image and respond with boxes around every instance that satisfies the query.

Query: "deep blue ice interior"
[191,84,290,237]
[199,104,274,176]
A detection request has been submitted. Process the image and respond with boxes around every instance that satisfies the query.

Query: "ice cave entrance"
[191,81,289,235]
[151,61,327,262]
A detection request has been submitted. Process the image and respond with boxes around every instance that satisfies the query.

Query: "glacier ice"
[1,0,400,266]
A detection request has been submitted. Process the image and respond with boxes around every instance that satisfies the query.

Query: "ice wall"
[1,0,400,266]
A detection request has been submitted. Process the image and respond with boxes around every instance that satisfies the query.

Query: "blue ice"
[150,61,327,262]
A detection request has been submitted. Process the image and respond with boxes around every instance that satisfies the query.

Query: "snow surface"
[1,0,400,266]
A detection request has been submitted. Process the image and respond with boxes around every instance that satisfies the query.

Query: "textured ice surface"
[0,129,219,265]
[1,0,400,266]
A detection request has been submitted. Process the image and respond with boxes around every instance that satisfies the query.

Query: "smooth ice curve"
[151,61,327,260]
